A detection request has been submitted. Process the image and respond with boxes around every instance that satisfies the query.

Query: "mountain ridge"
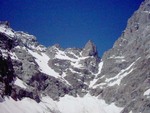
[0,0,150,113]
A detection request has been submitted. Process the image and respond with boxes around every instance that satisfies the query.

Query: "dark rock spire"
[82,40,98,57]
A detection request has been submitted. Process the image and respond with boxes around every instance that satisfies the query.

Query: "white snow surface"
[109,55,126,62]
[0,49,18,60]
[105,58,140,86]
[28,49,60,78]
[0,97,51,113]
[14,78,27,89]
[0,94,123,113]
[106,67,134,86]
[55,48,77,62]
[57,94,122,113]
[89,61,103,88]
[54,47,91,69]
[109,55,125,59]
[129,111,133,113]
[94,58,141,88]
[144,89,150,96]
[143,11,150,14]
[9,52,19,60]
[0,25,15,37]
[0,49,8,58]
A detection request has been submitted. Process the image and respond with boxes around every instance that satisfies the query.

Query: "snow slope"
[0,94,123,113]
[57,94,122,113]
[0,25,15,37]
[89,61,103,87]
[28,49,61,78]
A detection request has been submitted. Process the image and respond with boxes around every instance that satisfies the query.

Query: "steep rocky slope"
[0,0,150,113]
[90,0,150,112]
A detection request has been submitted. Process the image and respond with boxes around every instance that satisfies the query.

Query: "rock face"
[82,40,98,57]
[0,21,101,102]
[0,0,150,113]
[90,0,150,112]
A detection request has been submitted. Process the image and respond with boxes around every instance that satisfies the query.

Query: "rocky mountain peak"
[0,0,150,113]
[0,21,10,27]
[82,40,98,57]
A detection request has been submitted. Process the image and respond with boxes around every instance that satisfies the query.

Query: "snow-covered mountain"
[0,0,150,113]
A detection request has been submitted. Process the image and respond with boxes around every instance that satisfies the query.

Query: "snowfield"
[0,94,123,113]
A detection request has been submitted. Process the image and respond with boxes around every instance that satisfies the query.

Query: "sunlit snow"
[89,61,103,87]
[144,89,150,97]
[0,25,15,37]
[0,94,123,113]
[14,78,27,89]
[28,49,60,78]
[105,58,140,86]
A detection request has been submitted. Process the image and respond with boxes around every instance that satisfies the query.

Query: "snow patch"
[109,55,126,62]
[143,11,150,14]
[89,61,103,88]
[107,68,134,86]
[0,49,8,58]
[0,49,18,60]
[14,78,27,89]
[0,26,15,37]
[144,89,150,97]
[9,52,19,60]
[71,61,84,69]
[109,55,125,59]
[28,49,60,78]
[55,48,77,62]
[106,58,140,86]
[97,61,103,74]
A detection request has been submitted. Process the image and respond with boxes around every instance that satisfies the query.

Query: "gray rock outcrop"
[82,40,98,57]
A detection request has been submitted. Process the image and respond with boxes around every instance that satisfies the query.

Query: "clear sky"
[0,0,144,56]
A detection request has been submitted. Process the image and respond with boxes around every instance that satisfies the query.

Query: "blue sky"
[0,0,143,56]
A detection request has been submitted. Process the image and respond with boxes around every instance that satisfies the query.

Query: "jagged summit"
[82,40,98,57]
[0,21,10,27]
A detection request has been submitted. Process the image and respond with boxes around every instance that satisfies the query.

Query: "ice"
[28,49,60,78]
